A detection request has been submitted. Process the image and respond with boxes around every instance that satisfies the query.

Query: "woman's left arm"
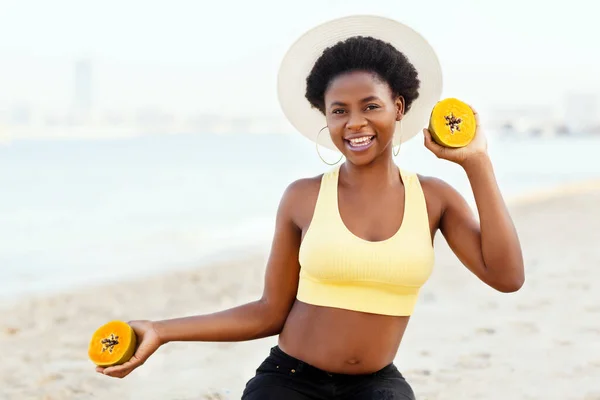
[423,108,525,292]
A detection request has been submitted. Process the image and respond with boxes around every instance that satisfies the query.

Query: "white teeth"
[348,136,373,146]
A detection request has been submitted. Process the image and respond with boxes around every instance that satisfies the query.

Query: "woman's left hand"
[423,105,488,166]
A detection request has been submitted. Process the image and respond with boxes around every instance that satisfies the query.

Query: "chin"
[343,150,382,167]
[344,154,372,166]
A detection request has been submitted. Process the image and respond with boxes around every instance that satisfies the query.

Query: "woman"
[95,16,524,399]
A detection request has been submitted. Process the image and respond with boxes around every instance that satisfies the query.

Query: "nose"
[346,112,367,132]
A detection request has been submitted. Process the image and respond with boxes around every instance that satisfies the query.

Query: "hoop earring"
[316,126,343,165]
[393,141,401,157]
[393,120,403,157]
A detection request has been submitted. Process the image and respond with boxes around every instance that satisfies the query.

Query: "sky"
[0,0,598,118]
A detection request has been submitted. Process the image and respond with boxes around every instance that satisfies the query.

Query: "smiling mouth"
[345,135,375,150]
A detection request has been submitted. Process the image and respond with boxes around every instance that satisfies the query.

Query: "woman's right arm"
[154,180,304,343]
[97,181,308,378]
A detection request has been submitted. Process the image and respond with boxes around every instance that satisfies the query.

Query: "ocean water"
[1,132,599,300]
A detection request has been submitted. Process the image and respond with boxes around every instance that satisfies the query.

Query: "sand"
[2,183,600,400]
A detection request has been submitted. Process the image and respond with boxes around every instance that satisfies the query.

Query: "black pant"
[242,346,415,399]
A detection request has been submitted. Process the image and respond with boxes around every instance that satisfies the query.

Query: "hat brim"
[277,15,443,152]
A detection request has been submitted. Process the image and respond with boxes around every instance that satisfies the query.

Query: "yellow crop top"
[297,164,435,316]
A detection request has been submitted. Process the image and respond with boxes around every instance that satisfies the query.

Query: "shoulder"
[413,173,465,219]
[281,174,323,207]
[282,175,323,201]
[415,173,455,197]
[415,173,469,215]
[278,174,324,228]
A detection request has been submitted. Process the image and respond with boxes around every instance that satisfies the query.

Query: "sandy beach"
[2,183,600,400]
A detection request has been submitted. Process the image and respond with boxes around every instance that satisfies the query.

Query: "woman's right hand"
[95,320,163,379]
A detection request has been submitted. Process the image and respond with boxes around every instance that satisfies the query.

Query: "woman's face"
[323,70,404,166]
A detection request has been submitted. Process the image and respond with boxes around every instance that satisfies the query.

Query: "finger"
[468,104,480,127]
[103,365,132,378]
[103,363,133,376]
[96,366,105,374]
[423,129,441,153]
[423,128,432,145]
[102,355,143,376]
[104,368,132,379]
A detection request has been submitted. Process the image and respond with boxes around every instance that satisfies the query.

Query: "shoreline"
[0,240,271,309]
[3,177,600,307]
[506,177,600,206]
[2,181,600,398]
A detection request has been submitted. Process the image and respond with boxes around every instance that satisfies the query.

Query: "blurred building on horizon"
[1,61,599,142]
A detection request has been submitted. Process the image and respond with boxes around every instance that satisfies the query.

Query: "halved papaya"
[88,320,137,366]
[428,98,476,148]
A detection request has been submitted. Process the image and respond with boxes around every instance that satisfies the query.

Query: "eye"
[365,104,380,111]
[332,109,346,115]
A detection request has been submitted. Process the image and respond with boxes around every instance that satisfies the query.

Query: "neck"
[340,151,400,189]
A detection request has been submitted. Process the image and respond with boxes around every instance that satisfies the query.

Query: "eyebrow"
[329,96,382,107]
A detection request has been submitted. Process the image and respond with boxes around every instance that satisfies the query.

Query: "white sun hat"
[277,15,443,152]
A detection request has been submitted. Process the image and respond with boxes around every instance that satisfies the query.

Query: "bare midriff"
[278,300,410,374]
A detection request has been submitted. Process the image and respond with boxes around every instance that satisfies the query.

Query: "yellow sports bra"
[297,164,435,316]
